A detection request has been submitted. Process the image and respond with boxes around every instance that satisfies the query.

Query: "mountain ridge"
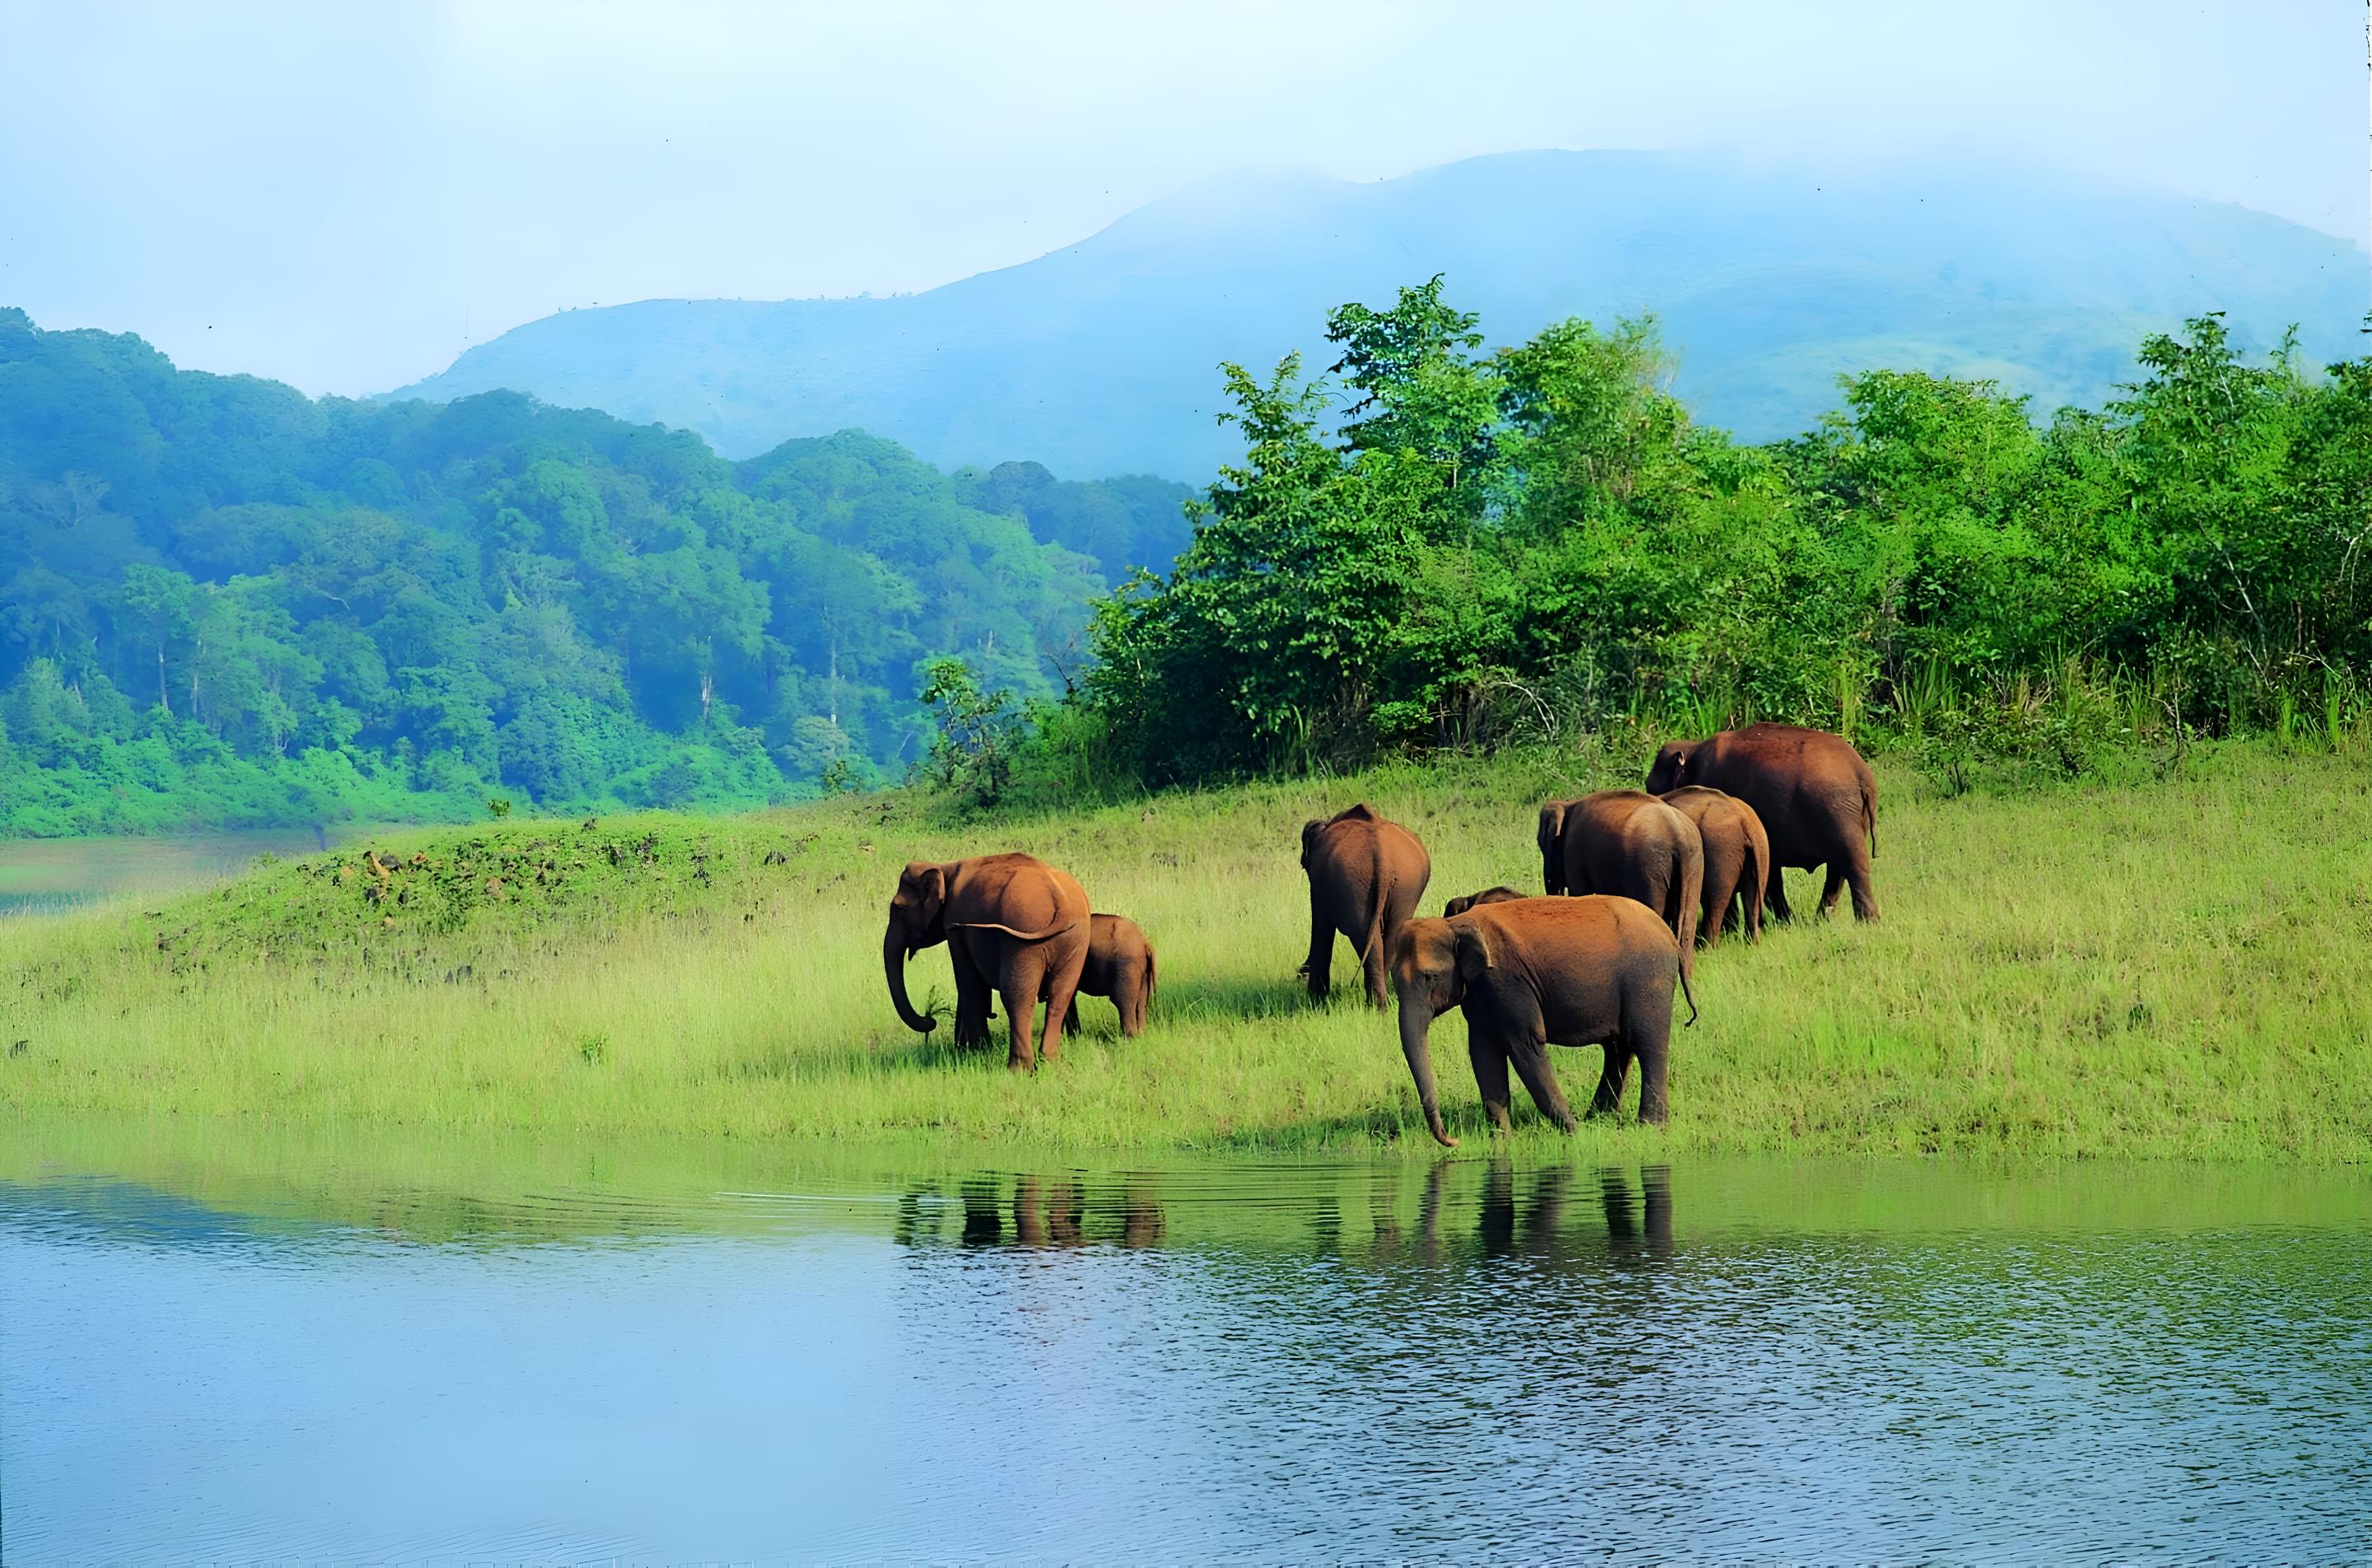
[390,148,2371,478]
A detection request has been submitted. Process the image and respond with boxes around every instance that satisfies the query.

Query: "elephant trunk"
[1399,1001,1457,1148]
[884,925,936,1034]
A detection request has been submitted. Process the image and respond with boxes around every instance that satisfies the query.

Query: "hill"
[0,309,1190,833]
[390,150,2372,478]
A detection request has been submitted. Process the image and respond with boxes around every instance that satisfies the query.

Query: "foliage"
[1072,290,2372,791]
[917,656,1025,808]
[0,309,1188,834]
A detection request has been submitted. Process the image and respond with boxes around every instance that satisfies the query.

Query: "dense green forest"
[7,282,2368,837]
[0,307,1189,834]
[1025,284,2371,796]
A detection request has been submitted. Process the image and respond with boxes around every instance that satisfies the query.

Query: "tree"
[114,564,194,716]
[1325,276,1500,506]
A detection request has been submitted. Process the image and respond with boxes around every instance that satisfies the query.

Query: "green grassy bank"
[2,741,2367,1160]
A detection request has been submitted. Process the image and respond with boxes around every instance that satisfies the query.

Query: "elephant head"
[1536,803,1571,895]
[1390,917,1496,1149]
[1443,886,1525,918]
[884,861,951,1034]
[1646,740,1700,794]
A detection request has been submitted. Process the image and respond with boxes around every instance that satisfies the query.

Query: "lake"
[0,828,357,917]
[2,1128,2367,1561]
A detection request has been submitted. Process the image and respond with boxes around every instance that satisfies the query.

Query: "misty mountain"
[389,150,2370,479]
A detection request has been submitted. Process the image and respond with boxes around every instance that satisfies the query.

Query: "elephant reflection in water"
[893,1174,1163,1249]
[1371,1160,1672,1265]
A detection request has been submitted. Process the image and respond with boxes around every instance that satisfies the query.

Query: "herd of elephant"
[882,722,1880,1146]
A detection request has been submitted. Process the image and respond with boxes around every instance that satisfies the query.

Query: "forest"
[1048,284,2372,796]
[0,307,1188,834]
[6,283,2368,836]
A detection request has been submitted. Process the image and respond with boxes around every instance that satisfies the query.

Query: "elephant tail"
[1356,887,1389,968]
[1677,948,1700,1029]
[948,917,1080,941]
[1861,774,1879,859]
[1143,945,1157,1007]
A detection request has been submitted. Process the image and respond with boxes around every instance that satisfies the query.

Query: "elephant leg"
[1630,1016,1673,1127]
[1507,1034,1578,1134]
[1361,927,1390,1010]
[1063,998,1082,1034]
[1303,898,1334,1001]
[1118,968,1146,1038]
[1841,833,1879,922]
[998,946,1047,1071]
[1819,861,1847,918]
[1467,1022,1513,1134]
[950,936,994,1048]
[1765,864,1795,924]
[1589,1043,1633,1117]
[1701,859,1737,945]
[1036,936,1087,1065]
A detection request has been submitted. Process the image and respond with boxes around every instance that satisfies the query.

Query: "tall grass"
[2,740,2366,1160]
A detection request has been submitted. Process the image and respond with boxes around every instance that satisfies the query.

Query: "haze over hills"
[390,149,2371,479]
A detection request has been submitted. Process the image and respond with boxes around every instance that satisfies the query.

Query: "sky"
[2,0,2362,398]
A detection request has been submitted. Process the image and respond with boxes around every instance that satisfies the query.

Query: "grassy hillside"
[3,740,2365,1160]
[390,151,2371,476]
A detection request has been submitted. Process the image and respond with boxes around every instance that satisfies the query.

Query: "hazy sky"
[3,0,2361,396]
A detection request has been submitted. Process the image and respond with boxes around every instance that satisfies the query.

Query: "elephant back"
[946,852,1088,940]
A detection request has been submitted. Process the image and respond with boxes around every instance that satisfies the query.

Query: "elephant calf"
[1656,786,1769,944]
[1300,804,1431,1007]
[1443,885,1526,918]
[1058,912,1157,1038]
[1391,895,1697,1145]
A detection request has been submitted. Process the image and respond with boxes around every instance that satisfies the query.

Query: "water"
[3,1136,2368,1561]
[0,828,353,917]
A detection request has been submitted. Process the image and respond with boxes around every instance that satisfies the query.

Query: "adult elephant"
[884,852,1090,1071]
[1390,895,1696,1145]
[1301,804,1431,1007]
[1538,791,1702,980]
[1656,785,1768,944]
[1646,723,1878,922]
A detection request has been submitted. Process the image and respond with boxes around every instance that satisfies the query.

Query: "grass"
[2,740,2368,1160]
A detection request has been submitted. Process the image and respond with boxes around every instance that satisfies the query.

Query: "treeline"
[1017,282,2371,796]
[0,308,1189,834]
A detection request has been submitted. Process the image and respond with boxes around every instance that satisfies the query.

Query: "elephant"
[1646,722,1879,922]
[1655,785,1768,944]
[1390,894,1697,1146]
[1300,803,1431,1007]
[883,852,1090,1071]
[1537,791,1703,980]
[1443,885,1526,918]
[1058,912,1157,1038]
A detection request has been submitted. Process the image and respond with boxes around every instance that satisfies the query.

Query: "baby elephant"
[1391,895,1697,1146]
[1059,912,1157,1038]
[1442,886,1526,918]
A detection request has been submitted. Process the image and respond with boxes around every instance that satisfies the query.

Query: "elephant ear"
[913,864,947,934]
[1454,922,1495,982]
[1300,819,1324,869]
